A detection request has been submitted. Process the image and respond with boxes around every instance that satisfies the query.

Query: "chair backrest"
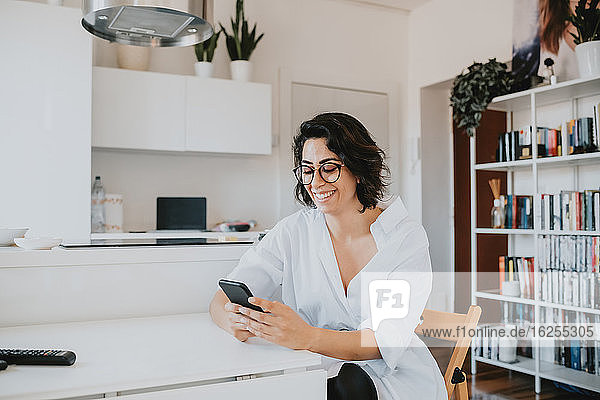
[415,305,482,400]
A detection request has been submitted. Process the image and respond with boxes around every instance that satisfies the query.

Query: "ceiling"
[346,0,432,12]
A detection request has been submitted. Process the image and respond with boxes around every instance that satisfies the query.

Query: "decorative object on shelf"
[542,58,557,85]
[450,58,513,137]
[104,194,123,233]
[489,179,505,229]
[91,176,105,233]
[194,28,221,78]
[568,0,600,77]
[116,44,150,71]
[220,0,264,82]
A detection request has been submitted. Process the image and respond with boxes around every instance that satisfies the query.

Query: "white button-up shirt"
[226,196,446,399]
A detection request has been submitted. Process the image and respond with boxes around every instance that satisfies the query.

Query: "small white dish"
[14,237,62,250]
[0,228,29,246]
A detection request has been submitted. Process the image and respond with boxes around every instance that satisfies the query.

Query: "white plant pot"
[116,45,151,71]
[575,40,600,78]
[230,60,252,82]
[194,61,214,78]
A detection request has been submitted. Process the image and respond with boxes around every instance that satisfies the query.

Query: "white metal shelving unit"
[469,76,600,394]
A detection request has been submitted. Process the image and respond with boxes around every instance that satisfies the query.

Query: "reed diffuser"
[488,178,504,228]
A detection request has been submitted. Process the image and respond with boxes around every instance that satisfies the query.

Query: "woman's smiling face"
[301,138,359,215]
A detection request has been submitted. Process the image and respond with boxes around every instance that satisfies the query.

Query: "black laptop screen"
[156,197,206,230]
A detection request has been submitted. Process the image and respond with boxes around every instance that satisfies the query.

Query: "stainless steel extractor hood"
[82,0,213,47]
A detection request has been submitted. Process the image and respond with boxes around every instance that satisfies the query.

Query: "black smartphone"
[218,279,263,312]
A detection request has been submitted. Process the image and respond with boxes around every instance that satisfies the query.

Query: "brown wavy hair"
[292,112,390,213]
[539,0,571,54]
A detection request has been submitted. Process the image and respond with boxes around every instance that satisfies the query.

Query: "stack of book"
[498,194,533,229]
[540,190,600,231]
[538,235,600,308]
[540,308,599,376]
[566,116,599,155]
[498,256,535,298]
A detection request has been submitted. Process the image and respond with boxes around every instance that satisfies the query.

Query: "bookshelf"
[470,76,600,394]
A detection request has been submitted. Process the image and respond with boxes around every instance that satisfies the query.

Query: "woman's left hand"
[237,297,315,351]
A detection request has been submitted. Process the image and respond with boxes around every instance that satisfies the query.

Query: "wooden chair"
[415,305,482,400]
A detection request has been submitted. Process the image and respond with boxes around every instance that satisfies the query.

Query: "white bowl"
[14,237,62,250]
[0,228,29,246]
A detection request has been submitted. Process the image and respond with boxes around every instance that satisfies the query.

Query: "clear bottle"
[91,176,105,233]
[491,198,504,229]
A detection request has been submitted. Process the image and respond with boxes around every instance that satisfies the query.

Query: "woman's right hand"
[224,301,255,342]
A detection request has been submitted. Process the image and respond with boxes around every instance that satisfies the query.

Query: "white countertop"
[0,243,252,268]
[0,313,322,400]
[90,231,262,240]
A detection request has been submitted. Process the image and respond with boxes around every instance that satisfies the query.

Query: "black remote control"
[0,349,76,366]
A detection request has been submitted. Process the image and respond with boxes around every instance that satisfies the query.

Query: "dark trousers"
[327,363,378,400]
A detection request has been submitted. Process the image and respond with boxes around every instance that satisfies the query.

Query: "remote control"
[0,349,76,366]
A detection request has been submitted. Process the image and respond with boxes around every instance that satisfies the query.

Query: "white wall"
[407,0,514,223]
[92,0,410,231]
[406,0,514,311]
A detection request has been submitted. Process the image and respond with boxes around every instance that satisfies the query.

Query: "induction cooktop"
[61,238,254,248]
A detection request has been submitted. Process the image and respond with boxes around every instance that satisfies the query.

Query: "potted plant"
[193,29,221,78]
[220,0,264,81]
[450,58,513,137]
[568,0,600,77]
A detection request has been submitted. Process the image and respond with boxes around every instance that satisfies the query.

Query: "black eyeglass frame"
[292,162,345,185]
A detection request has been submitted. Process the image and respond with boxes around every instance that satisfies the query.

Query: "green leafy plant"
[450,58,513,137]
[220,0,264,61]
[194,29,221,62]
[568,0,600,45]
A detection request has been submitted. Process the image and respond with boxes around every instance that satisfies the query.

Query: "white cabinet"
[92,67,272,155]
[92,67,186,151]
[0,1,92,242]
[185,77,272,154]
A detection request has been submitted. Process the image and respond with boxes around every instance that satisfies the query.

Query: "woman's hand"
[223,301,256,342]
[237,297,315,350]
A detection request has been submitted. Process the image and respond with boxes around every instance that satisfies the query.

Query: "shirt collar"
[373,195,409,234]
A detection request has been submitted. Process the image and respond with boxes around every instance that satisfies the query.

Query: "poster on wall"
[512,0,579,91]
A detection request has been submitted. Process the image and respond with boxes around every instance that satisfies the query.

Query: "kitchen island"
[0,243,251,328]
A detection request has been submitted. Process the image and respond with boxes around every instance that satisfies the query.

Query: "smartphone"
[218,279,263,312]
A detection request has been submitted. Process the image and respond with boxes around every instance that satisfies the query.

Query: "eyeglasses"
[293,162,344,185]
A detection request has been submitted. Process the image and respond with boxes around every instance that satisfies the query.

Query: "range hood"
[82,0,213,47]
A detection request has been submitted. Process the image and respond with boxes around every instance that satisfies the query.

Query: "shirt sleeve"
[364,224,433,372]
[224,220,287,301]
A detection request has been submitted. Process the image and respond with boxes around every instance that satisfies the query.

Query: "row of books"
[538,235,600,272]
[494,114,600,163]
[499,256,535,299]
[496,127,533,162]
[540,190,600,232]
[567,115,599,155]
[540,309,599,375]
[497,194,533,229]
[540,269,600,309]
[538,235,600,308]
[475,303,533,360]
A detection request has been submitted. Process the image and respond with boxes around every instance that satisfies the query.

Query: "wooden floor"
[466,363,600,399]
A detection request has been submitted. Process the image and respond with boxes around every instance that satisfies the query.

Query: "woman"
[209,113,446,399]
